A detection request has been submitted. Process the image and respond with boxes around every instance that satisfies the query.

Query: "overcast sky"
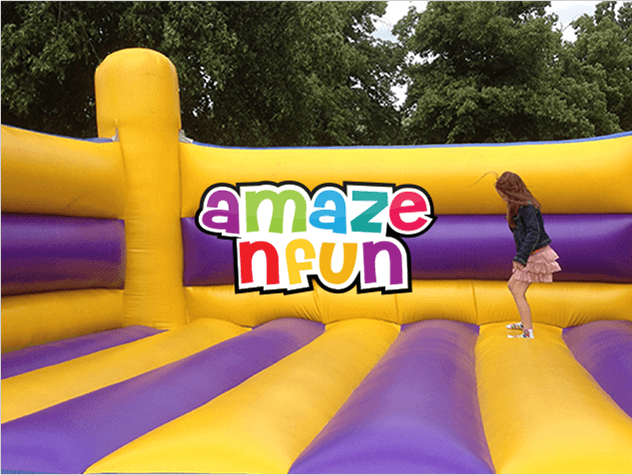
[374,1,624,43]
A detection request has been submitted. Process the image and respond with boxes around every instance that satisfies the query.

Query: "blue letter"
[309,189,347,234]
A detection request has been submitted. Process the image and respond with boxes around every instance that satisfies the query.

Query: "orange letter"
[286,239,315,286]
[319,242,357,285]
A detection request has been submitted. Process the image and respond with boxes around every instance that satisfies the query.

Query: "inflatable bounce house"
[2,48,632,474]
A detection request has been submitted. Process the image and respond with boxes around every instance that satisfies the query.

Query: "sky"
[373,1,625,42]
[374,1,625,105]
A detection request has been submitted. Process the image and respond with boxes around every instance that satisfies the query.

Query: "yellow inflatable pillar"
[95,49,186,329]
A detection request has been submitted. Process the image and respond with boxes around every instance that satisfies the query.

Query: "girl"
[494,171,561,339]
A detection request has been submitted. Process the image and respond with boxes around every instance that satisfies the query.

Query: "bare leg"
[508,274,533,330]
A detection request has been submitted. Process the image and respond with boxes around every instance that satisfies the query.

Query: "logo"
[195,181,435,294]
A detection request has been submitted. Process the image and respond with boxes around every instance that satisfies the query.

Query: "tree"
[570,1,632,132]
[394,1,622,144]
[195,1,403,146]
[2,2,237,140]
[1,1,401,146]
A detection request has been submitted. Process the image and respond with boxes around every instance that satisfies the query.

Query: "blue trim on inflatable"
[190,131,632,151]
[1,124,114,143]
[4,123,629,149]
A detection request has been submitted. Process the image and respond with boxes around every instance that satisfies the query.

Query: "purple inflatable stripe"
[563,321,632,418]
[405,214,632,282]
[1,214,125,296]
[182,217,234,285]
[182,215,632,285]
[2,326,163,380]
[0,318,324,474]
[289,320,494,474]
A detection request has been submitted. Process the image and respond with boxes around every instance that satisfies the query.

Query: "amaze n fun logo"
[195,181,435,295]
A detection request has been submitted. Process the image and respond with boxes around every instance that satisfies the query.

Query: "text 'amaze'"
[196,182,435,294]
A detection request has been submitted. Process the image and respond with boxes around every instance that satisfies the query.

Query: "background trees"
[394,1,629,144]
[1,1,630,146]
[198,1,402,146]
[1,1,401,146]
[570,1,632,133]
[1,2,236,140]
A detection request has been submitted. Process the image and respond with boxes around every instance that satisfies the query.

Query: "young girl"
[494,171,561,339]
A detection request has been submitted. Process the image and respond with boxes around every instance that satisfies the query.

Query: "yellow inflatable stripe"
[1,125,125,219]
[180,134,632,217]
[185,281,631,327]
[1,289,124,354]
[477,323,632,473]
[86,319,400,474]
[474,281,632,328]
[397,280,478,324]
[185,285,322,326]
[1,318,247,423]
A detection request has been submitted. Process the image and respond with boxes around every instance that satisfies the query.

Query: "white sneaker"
[508,329,534,339]
[506,322,524,330]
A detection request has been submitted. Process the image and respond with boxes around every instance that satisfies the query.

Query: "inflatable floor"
[2,49,632,474]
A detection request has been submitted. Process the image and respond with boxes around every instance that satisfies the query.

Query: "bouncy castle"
[2,48,632,474]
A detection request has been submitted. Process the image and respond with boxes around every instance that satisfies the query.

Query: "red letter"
[389,190,432,235]
[238,241,280,285]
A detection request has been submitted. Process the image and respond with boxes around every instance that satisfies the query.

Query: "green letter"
[246,188,307,233]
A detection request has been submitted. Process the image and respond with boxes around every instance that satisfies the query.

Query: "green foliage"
[1,1,630,146]
[1,1,400,146]
[2,2,238,140]
[571,1,632,132]
[2,2,106,137]
[196,1,402,146]
[395,1,626,144]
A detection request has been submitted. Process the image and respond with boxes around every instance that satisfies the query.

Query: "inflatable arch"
[2,48,632,474]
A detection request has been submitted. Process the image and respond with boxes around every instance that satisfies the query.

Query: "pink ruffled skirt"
[512,245,561,283]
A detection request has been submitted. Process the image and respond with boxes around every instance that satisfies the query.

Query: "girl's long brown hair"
[494,171,540,228]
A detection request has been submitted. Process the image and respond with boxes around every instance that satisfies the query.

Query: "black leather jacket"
[510,204,552,266]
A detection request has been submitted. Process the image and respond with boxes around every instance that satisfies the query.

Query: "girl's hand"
[513,261,525,271]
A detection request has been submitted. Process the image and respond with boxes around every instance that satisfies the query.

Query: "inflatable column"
[95,49,186,328]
